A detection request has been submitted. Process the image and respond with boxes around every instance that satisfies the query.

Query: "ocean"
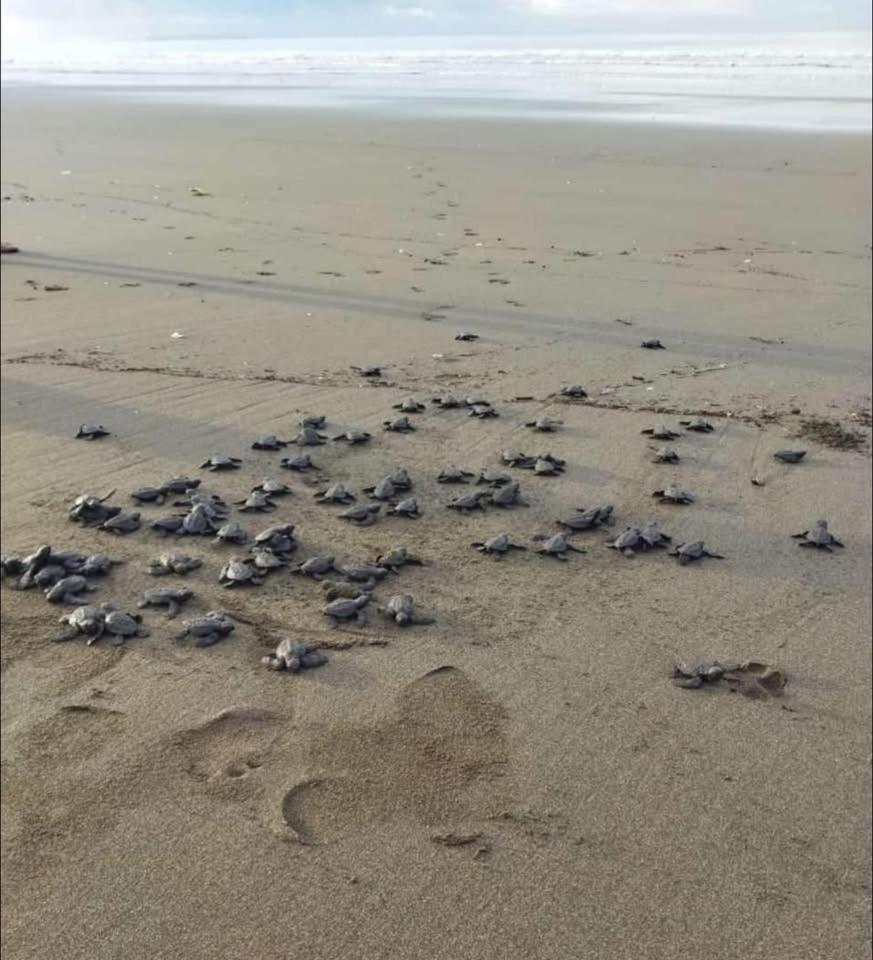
[2,32,870,131]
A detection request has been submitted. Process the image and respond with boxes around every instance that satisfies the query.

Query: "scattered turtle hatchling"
[300,415,327,429]
[77,553,122,577]
[432,395,465,410]
[69,492,121,527]
[454,332,479,342]
[13,545,52,589]
[651,446,680,464]
[559,384,588,399]
[252,478,291,497]
[532,533,586,560]
[151,515,186,536]
[181,503,220,536]
[148,552,202,576]
[200,455,242,471]
[249,547,289,572]
[315,483,356,504]
[638,521,672,550]
[161,477,201,494]
[102,605,149,642]
[32,564,69,588]
[351,365,382,378]
[45,575,96,604]
[672,660,786,699]
[251,434,288,451]
[323,594,370,626]
[75,423,110,440]
[467,403,498,419]
[174,491,228,515]
[437,465,475,484]
[641,424,680,440]
[471,533,527,557]
[604,527,649,556]
[138,587,193,619]
[219,556,264,587]
[670,661,730,690]
[100,511,141,535]
[262,638,327,673]
[387,497,421,518]
[293,555,337,579]
[280,453,317,472]
[321,580,369,601]
[291,427,327,446]
[1,555,25,578]
[447,492,488,513]
[213,522,249,545]
[375,546,423,572]
[387,467,413,490]
[253,523,297,556]
[339,503,382,526]
[532,455,564,476]
[339,563,390,587]
[177,611,235,647]
[556,505,614,532]
[669,541,724,564]
[392,399,426,413]
[131,486,169,505]
[774,450,807,463]
[235,490,276,513]
[379,593,435,626]
[792,519,844,551]
[525,416,563,432]
[332,429,372,445]
[652,485,695,505]
[364,477,398,501]
[501,449,536,469]
[489,482,529,508]
[54,605,106,644]
[680,417,715,433]
[476,469,513,487]
[384,416,416,433]
[640,339,665,349]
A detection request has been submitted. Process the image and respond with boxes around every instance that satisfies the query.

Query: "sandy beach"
[1,88,871,960]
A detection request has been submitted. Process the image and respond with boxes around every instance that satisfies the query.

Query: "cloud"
[517,0,751,15]
[382,4,435,16]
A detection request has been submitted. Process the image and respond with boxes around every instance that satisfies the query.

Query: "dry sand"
[1,88,871,960]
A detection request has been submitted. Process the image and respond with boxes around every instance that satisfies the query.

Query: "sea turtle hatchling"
[652,485,695,505]
[177,611,235,647]
[471,533,527,557]
[792,520,844,551]
[339,503,382,526]
[560,385,588,399]
[262,639,327,673]
[437,465,475,484]
[333,429,372,445]
[293,555,337,579]
[253,524,297,556]
[669,541,725,564]
[640,338,665,349]
[454,332,479,342]
[1,555,25,578]
[300,415,327,429]
[351,365,382,378]
[161,477,201,494]
[432,395,465,410]
[280,454,317,471]
[387,497,420,518]
[219,556,264,587]
[200,455,242,471]
[378,593,435,626]
[45,575,96,604]
[374,546,423,572]
[384,416,416,433]
[605,527,647,556]
[774,450,807,464]
[323,594,370,626]
[100,511,141,535]
[447,492,488,513]
[315,483,356,504]
[291,428,327,447]
[339,563,389,586]
[671,661,730,690]
[392,399,426,413]
[651,446,680,464]
[557,505,615,531]
[148,552,202,576]
[69,491,121,527]
[533,456,564,476]
[321,580,370,601]
[33,564,70,588]
[532,533,586,561]
[76,553,122,577]
[680,417,715,433]
[213,522,249,545]
[364,477,398,501]
[502,450,536,469]
[182,503,220,536]
[249,548,289,572]
[102,606,149,641]
[235,491,276,513]
[252,478,291,497]
[641,424,680,440]
[138,587,193,619]
[151,515,186,536]
[387,467,413,490]
[130,487,169,505]
[54,605,106,644]
[525,417,563,432]
[638,521,672,550]
[251,435,287,450]
[75,423,110,440]
[476,469,513,487]
[467,403,498,419]
[489,482,529,508]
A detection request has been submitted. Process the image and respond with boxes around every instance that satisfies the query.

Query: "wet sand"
[1,88,871,960]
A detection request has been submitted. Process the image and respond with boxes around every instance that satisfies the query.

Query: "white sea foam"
[2,32,870,130]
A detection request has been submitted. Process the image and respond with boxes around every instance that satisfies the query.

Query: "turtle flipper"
[52,626,78,643]
[166,601,179,619]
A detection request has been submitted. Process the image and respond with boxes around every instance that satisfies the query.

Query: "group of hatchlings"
[2,380,843,682]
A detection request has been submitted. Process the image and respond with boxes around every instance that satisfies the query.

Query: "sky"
[2,0,870,47]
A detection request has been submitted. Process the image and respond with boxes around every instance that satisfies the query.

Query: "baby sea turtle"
[525,417,563,432]
[792,520,843,551]
[432,395,465,409]
[181,503,220,536]
[641,339,665,349]
[605,527,648,556]
[532,456,564,476]
[291,428,327,446]
[333,429,372,445]
[472,533,527,557]
[556,505,614,532]
[148,552,202,576]
[315,483,355,504]
[45,575,96,604]
[652,446,680,464]
[454,333,479,342]
[262,638,327,673]
[33,564,69,588]
[54,605,106,644]
[321,580,369,601]
[219,557,264,587]
[293,555,337,579]
[339,503,382,526]
[151,515,186,536]
[669,541,725,564]
[340,563,389,586]
[200,455,242,471]
[387,467,413,490]
[351,365,382,378]
[447,492,488,513]
[235,490,276,513]
[533,533,586,560]
[252,435,288,450]
[476,469,512,487]
[253,524,297,556]
[671,661,730,690]
[1,555,25,578]
[774,450,807,463]
[384,416,416,433]
[131,487,168,505]
[102,606,149,641]
[69,491,121,527]
[77,553,122,577]
[680,417,715,433]
[138,587,193,619]
[375,546,423,572]
[301,415,327,429]
[392,399,426,413]
[489,482,529,508]
[652,486,695,505]
[177,611,235,647]
[323,594,370,626]
[468,403,498,419]
[75,423,110,440]
[379,594,435,626]
[642,424,680,440]
[387,497,420,518]
[639,521,672,550]
[174,491,228,515]
[438,465,475,484]
[250,547,288,572]
[213,522,249,545]
[100,511,141,534]
[280,453,317,471]
[252,478,291,497]
[161,477,201,494]
[501,450,536,469]
[560,385,588,399]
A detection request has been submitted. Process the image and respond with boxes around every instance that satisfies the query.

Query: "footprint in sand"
[278,666,511,845]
